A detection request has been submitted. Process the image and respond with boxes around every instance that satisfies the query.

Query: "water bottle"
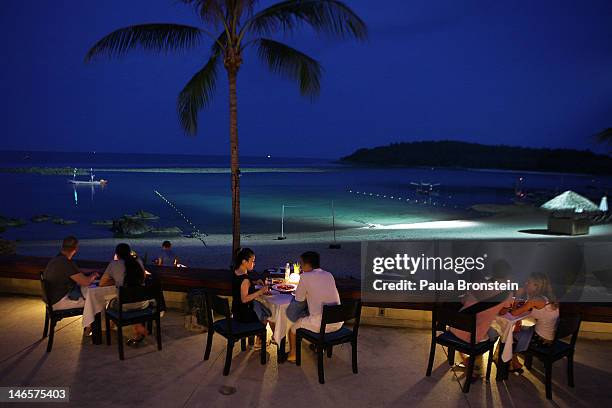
[285,262,290,281]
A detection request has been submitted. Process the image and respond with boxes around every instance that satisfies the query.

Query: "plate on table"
[272,283,296,293]
[254,285,278,296]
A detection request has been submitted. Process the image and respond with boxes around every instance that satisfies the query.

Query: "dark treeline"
[340,141,612,174]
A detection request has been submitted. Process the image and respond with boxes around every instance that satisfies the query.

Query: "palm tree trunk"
[228,67,240,255]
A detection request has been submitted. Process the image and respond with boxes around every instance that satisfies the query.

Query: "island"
[340,140,612,174]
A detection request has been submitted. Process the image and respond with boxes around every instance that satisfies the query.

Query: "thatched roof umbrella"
[541,190,599,213]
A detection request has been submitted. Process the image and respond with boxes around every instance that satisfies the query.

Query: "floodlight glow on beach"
[364,220,480,230]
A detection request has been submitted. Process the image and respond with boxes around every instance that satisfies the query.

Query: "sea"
[0,151,610,241]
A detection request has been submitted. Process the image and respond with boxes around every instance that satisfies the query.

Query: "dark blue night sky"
[1,0,612,158]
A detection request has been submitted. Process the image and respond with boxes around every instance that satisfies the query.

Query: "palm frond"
[595,128,612,145]
[211,30,228,55]
[243,0,367,40]
[236,0,258,17]
[178,0,227,26]
[177,54,221,135]
[85,24,202,62]
[228,0,258,21]
[256,38,322,98]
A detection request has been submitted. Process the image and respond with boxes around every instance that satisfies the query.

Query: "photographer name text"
[372,279,519,291]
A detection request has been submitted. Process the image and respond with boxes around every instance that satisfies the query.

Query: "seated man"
[42,236,97,310]
[287,251,342,363]
[451,259,514,343]
[154,240,178,266]
[449,259,513,380]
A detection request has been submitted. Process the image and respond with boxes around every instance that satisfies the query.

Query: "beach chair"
[590,211,612,225]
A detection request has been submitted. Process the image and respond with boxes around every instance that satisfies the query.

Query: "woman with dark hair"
[231,248,272,348]
[100,243,150,346]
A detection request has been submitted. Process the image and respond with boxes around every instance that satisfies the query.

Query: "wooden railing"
[1,255,611,323]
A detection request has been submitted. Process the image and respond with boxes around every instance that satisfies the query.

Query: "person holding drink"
[231,248,273,348]
[500,272,560,373]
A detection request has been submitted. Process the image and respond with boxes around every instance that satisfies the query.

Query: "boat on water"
[410,181,440,195]
[68,168,108,186]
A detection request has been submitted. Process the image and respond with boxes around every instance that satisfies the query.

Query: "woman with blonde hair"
[502,272,560,373]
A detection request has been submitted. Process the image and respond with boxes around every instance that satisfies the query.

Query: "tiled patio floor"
[1,295,611,407]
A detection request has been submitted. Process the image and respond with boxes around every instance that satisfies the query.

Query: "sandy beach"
[15,209,612,278]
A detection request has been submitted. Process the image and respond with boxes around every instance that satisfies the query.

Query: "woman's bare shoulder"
[526,297,547,309]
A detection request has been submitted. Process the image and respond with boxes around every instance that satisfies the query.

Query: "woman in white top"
[501,272,560,372]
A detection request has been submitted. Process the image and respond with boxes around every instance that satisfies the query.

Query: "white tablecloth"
[257,292,293,344]
[82,285,117,328]
[491,312,529,362]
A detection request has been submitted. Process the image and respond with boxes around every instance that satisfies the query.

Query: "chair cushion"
[297,327,354,343]
[529,340,573,357]
[52,307,84,319]
[106,306,155,321]
[436,331,493,353]
[213,318,265,336]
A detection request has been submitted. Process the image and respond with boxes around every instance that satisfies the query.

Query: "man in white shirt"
[287,251,342,363]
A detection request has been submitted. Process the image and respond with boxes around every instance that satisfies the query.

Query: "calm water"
[1,151,610,240]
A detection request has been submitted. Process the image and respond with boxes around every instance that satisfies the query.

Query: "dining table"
[82,284,118,344]
[491,311,532,380]
[255,283,296,362]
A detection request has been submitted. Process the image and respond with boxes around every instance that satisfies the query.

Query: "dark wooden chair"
[296,300,362,384]
[104,284,163,360]
[523,314,581,400]
[203,292,267,376]
[40,272,84,352]
[426,301,500,393]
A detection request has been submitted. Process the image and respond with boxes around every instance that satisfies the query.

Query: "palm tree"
[594,128,612,155]
[596,128,612,145]
[85,0,367,254]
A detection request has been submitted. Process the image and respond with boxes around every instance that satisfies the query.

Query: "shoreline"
[14,212,612,278]
[0,166,334,175]
[2,162,611,178]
